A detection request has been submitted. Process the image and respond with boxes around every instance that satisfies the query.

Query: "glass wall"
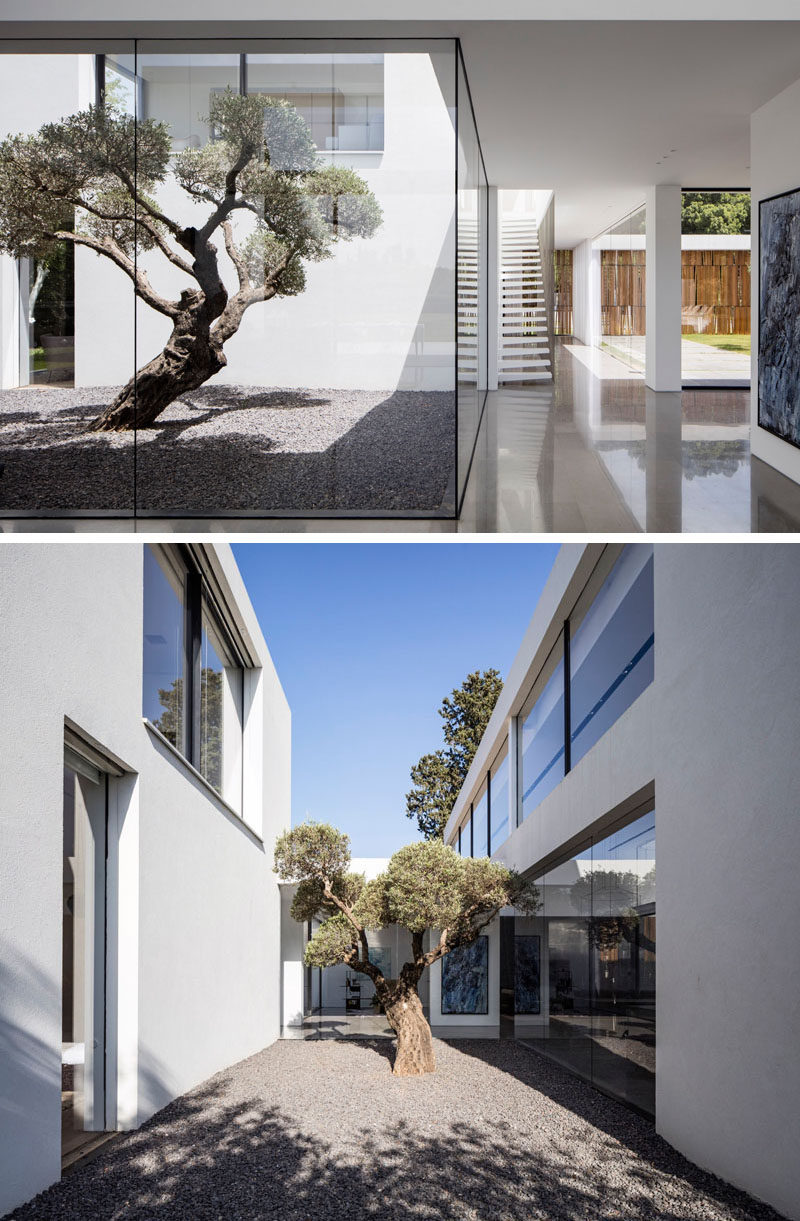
[446,545,654,859]
[489,741,509,853]
[455,45,489,511]
[569,547,654,769]
[0,46,137,514]
[595,203,646,373]
[518,808,656,1117]
[519,636,565,823]
[681,190,751,387]
[0,41,486,520]
[472,782,488,857]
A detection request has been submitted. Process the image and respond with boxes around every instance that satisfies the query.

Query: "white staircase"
[458,214,479,383]
[498,214,552,384]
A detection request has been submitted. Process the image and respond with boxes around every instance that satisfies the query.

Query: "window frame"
[144,544,248,807]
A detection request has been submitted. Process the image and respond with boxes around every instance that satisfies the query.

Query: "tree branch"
[54,230,179,319]
[221,219,250,292]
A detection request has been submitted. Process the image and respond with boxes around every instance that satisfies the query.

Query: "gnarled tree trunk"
[88,312,225,433]
[380,981,435,1077]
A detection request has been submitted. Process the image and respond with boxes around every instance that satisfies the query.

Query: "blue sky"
[233,542,559,857]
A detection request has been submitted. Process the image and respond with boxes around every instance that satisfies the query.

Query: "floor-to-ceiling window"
[517,807,656,1117]
[0,41,487,521]
[595,204,646,373]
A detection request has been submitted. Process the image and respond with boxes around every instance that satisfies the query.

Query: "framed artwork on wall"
[514,934,541,1014]
[759,186,800,449]
[441,936,489,1015]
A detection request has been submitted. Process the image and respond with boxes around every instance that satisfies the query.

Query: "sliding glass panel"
[0,44,137,514]
[681,190,751,387]
[455,46,488,508]
[472,782,488,857]
[597,203,646,374]
[519,635,565,822]
[489,740,509,853]
[200,602,244,806]
[589,811,656,1115]
[516,807,655,1118]
[142,546,186,752]
[132,40,456,518]
[570,547,654,769]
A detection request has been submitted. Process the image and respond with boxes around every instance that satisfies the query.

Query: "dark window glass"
[200,618,224,794]
[489,745,509,853]
[516,808,655,1117]
[143,548,185,752]
[520,639,565,822]
[570,548,654,769]
[472,786,488,857]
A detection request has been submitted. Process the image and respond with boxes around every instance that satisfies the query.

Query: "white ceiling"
[458,21,800,245]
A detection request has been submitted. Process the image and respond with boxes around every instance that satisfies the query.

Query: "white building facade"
[0,542,291,1217]
[441,543,800,1221]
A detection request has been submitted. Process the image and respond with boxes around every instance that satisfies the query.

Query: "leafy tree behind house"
[275,822,538,1076]
[0,90,382,432]
[681,191,750,235]
[406,669,503,840]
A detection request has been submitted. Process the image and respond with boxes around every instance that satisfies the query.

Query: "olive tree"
[274,822,538,1077]
[0,90,382,431]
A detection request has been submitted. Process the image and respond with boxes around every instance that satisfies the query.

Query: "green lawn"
[683,333,751,353]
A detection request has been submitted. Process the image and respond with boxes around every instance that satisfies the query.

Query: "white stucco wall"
[0,543,289,1217]
[653,543,800,1221]
[750,73,800,489]
[71,52,455,393]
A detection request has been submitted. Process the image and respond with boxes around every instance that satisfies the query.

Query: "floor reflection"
[458,338,800,533]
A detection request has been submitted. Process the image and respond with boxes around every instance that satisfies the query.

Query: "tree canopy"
[406,669,503,840]
[274,821,538,1074]
[681,191,750,235]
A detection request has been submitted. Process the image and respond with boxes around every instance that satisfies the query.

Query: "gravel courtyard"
[0,385,455,514]
[11,1039,786,1221]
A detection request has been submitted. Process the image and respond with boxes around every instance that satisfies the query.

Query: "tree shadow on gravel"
[449,1040,784,1221]
[8,1042,786,1221]
[0,391,454,514]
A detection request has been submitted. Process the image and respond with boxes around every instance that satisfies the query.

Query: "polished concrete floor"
[3,338,800,532]
[459,339,800,533]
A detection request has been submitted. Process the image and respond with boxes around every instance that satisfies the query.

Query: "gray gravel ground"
[0,385,454,513]
[10,1039,787,1221]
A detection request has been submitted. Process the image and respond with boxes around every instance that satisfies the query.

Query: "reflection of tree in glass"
[200,667,223,793]
[0,89,382,431]
[570,869,640,954]
[155,668,222,792]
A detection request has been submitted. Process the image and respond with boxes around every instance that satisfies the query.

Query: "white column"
[645,184,682,391]
[487,187,499,391]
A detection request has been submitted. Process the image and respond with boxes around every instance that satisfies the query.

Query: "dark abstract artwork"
[441,937,488,1015]
[368,947,391,978]
[514,935,541,1014]
[759,188,800,448]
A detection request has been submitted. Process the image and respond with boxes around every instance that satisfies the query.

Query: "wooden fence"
[600,248,751,336]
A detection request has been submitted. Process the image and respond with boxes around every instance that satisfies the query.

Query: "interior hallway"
[458,338,800,533]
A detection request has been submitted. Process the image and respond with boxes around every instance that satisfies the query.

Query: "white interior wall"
[74,53,456,393]
[0,544,289,1217]
[654,544,800,1221]
[570,237,599,346]
[750,73,800,488]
